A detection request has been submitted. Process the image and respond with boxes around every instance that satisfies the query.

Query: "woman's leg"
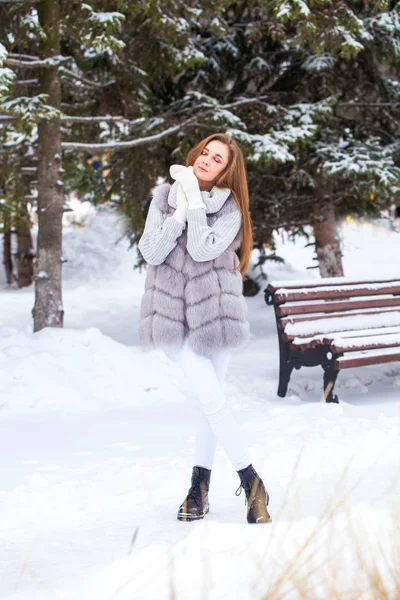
[194,347,232,469]
[178,341,251,471]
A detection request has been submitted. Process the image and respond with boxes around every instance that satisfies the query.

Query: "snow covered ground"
[0,208,399,599]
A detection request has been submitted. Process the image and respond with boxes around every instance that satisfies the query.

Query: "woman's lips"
[198,166,208,173]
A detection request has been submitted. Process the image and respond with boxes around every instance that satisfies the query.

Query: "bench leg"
[322,365,339,403]
[277,361,294,397]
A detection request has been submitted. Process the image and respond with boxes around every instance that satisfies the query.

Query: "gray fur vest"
[140,183,250,356]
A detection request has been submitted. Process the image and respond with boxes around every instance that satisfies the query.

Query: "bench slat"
[278,307,400,330]
[274,283,400,304]
[322,325,400,343]
[336,348,400,369]
[290,327,400,352]
[277,297,400,317]
[331,333,400,353]
[267,276,400,294]
[284,310,400,339]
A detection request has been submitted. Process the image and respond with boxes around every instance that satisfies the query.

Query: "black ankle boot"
[177,466,211,522]
[236,464,272,524]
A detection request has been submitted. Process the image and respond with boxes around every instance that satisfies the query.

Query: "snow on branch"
[0,42,9,64]
[61,119,197,151]
[277,0,311,20]
[61,115,144,126]
[5,55,72,69]
[2,94,60,124]
[0,44,16,101]
[14,79,39,86]
[318,136,400,189]
[366,8,400,60]
[81,4,125,28]
[222,96,278,114]
[80,4,126,56]
[8,53,40,61]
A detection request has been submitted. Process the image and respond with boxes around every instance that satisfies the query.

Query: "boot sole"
[177,507,209,522]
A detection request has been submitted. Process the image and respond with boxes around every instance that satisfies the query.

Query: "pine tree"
[170,0,400,277]
[0,0,221,307]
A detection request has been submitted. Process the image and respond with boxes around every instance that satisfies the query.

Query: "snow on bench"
[336,346,400,369]
[291,325,400,349]
[324,325,400,340]
[274,281,400,303]
[285,311,400,338]
[330,332,400,352]
[268,275,400,289]
[279,305,400,331]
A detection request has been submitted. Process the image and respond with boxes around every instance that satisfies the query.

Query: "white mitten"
[169,164,206,210]
[172,183,188,224]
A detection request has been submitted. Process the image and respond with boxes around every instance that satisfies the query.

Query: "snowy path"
[1,212,399,599]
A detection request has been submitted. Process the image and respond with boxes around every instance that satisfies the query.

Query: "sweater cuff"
[186,207,207,226]
[164,215,186,236]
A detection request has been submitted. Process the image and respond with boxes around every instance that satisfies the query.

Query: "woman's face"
[192,140,230,189]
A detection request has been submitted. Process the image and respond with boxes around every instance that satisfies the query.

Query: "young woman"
[138,133,271,524]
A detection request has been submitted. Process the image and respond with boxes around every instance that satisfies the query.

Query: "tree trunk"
[312,197,344,278]
[3,215,13,285]
[33,0,64,331]
[17,212,34,288]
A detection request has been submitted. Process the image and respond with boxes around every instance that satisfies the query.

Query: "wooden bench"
[264,277,400,403]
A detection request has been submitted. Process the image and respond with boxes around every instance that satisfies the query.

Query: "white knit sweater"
[138,182,242,265]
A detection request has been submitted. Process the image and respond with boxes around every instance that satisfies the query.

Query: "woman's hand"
[170,165,206,210]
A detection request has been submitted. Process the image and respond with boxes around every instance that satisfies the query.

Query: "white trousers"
[172,340,251,471]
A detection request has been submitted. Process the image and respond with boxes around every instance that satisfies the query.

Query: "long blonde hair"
[185,133,252,277]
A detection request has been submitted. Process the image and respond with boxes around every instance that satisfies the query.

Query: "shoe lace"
[235,484,247,505]
[187,479,202,502]
[235,481,269,507]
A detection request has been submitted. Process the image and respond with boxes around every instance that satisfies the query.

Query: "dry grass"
[256,401,400,600]
[260,503,400,600]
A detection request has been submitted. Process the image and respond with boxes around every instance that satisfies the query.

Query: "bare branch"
[62,119,197,151]
[221,95,275,110]
[59,67,116,89]
[338,102,400,107]
[8,53,40,61]
[61,115,142,126]
[14,79,39,86]
[5,55,72,69]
